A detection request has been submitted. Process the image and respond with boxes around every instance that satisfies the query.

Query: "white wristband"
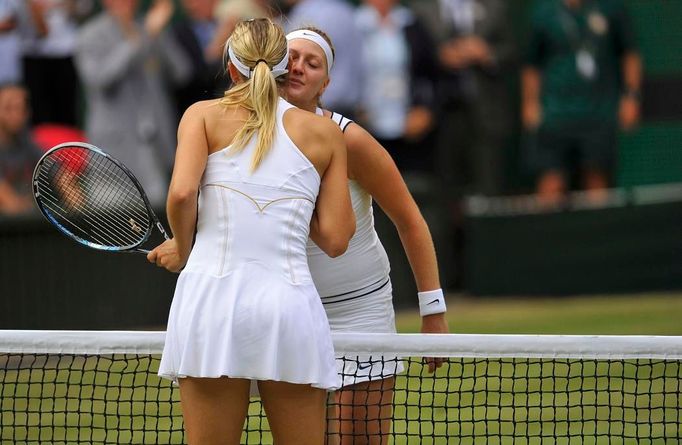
[418,289,446,316]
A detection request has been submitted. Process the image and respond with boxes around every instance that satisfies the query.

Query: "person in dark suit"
[412,0,516,197]
[410,0,516,290]
[173,0,231,116]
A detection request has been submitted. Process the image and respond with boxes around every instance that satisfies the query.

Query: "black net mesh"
[1,352,680,444]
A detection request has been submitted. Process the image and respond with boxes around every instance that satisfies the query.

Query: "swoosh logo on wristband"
[427,299,440,305]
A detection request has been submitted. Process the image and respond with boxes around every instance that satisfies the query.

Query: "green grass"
[396,292,682,335]
[1,293,681,444]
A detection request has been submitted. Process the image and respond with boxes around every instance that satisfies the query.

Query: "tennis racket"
[32,142,170,254]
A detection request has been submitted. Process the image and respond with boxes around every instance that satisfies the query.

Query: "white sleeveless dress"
[158,99,340,391]
[307,109,404,387]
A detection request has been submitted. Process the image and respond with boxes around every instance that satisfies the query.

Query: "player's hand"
[147,238,186,273]
[420,313,449,373]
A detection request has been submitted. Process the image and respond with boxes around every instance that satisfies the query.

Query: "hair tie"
[250,59,269,76]
[227,44,289,79]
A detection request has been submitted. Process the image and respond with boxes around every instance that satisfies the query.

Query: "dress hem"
[158,372,340,392]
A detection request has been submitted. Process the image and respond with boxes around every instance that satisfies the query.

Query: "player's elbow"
[395,212,427,236]
[326,238,350,258]
[330,219,356,257]
[318,218,355,258]
[167,184,198,207]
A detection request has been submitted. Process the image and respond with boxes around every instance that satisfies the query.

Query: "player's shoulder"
[185,99,220,114]
[324,110,355,133]
[286,107,343,138]
[339,119,374,155]
[180,99,223,122]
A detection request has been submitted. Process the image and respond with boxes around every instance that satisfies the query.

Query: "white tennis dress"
[307,109,404,387]
[158,99,340,391]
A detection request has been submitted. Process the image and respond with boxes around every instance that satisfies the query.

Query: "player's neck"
[293,99,317,114]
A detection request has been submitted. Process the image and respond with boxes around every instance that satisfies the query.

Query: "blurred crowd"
[0,0,641,216]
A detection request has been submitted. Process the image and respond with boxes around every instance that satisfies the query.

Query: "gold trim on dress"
[203,184,314,212]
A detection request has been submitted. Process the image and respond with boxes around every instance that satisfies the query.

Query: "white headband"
[227,43,289,79]
[286,30,334,75]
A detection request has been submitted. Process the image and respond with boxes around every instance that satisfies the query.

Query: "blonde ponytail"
[219,19,288,171]
[248,60,279,170]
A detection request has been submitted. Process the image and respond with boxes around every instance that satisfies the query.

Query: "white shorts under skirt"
[323,278,405,387]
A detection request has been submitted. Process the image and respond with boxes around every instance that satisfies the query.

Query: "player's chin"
[286,81,308,95]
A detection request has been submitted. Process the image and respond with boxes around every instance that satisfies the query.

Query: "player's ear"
[228,62,245,84]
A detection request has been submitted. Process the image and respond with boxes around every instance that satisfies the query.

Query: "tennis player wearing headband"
[151,19,354,445]
[284,27,449,445]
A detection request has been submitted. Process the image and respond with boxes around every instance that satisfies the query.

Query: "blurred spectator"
[75,0,191,207]
[212,0,279,63]
[16,0,92,127]
[284,0,363,118]
[216,0,273,20]
[0,84,42,216]
[32,123,87,151]
[412,0,515,196]
[173,0,231,115]
[522,0,642,205]
[0,0,21,85]
[355,0,439,173]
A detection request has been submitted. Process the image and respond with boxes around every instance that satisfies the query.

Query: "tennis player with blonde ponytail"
[284,27,449,445]
[149,18,355,445]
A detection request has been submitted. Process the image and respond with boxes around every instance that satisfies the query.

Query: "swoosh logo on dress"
[357,362,372,370]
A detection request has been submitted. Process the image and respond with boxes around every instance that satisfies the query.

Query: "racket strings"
[47,152,149,247]
[81,152,150,221]
[37,161,144,248]
[35,147,152,249]
[67,149,151,245]
[37,168,142,249]
[36,158,141,247]
[35,161,133,247]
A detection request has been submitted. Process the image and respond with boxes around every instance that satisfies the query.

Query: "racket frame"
[32,142,170,254]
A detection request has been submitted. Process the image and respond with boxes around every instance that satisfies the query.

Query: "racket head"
[32,142,159,252]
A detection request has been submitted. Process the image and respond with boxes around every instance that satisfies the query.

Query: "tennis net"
[1,330,680,444]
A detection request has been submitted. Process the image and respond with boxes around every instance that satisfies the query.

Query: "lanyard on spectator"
[558,3,600,81]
